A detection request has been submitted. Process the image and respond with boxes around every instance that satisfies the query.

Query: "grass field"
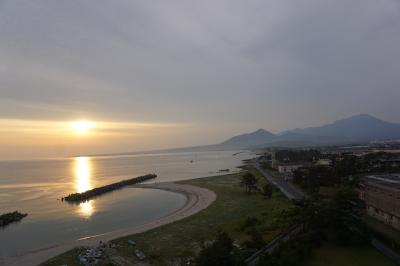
[303,243,396,266]
[42,168,293,265]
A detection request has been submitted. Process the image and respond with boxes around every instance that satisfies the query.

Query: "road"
[252,160,305,201]
[371,238,400,264]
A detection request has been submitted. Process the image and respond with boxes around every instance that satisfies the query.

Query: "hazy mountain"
[217,129,276,149]
[90,114,400,156]
[286,114,400,142]
[214,114,400,150]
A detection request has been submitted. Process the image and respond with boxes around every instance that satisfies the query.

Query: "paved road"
[371,238,400,264]
[252,161,305,201]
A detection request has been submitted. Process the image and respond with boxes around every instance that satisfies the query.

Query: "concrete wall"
[367,204,400,230]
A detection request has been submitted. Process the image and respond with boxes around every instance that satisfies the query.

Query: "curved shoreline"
[2,183,217,266]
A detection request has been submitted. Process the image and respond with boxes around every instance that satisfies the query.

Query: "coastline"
[2,183,217,266]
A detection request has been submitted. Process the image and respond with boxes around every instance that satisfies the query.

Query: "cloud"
[0,0,399,138]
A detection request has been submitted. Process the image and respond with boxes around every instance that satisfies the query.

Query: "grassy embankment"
[43,167,292,265]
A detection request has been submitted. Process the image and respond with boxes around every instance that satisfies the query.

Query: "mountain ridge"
[213,114,400,149]
[86,114,400,157]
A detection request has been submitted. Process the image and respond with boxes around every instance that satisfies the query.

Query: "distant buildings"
[277,163,303,174]
[372,159,400,169]
[315,159,332,166]
[359,174,400,230]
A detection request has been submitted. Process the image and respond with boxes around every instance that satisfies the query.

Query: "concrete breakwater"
[0,211,28,227]
[62,174,157,203]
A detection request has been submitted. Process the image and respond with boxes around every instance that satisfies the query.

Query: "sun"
[70,120,95,134]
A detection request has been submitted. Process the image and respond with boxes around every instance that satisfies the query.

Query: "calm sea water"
[0,150,253,259]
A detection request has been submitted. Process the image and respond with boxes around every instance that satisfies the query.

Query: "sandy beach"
[2,183,216,266]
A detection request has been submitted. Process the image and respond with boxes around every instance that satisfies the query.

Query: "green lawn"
[303,244,396,266]
[42,168,292,265]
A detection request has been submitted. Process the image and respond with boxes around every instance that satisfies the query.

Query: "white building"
[278,163,303,174]
[315,159,332,166]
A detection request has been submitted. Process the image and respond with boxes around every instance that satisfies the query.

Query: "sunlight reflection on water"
[74,157,95,218]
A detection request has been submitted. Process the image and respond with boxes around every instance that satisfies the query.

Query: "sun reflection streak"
[74,157,95,218]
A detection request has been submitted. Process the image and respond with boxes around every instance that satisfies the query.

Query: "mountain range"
[90,114,400,157]
[211,114,400,150]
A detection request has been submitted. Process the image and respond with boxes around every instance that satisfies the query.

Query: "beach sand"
[2,183,216,266]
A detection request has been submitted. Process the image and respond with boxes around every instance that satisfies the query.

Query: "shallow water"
[0,150,253,258]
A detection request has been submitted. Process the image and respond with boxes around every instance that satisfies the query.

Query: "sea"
[0,150,254,259]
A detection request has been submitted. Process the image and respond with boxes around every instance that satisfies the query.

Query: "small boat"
[127,239,136,246]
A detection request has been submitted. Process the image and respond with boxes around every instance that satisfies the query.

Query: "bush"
[196,230,244,266]
[239,216,260,231]
[243,228,266,250]
[260,183,273,198]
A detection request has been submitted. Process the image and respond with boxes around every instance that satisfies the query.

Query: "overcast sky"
[1,0,400,158]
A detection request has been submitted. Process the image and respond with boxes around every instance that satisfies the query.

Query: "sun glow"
[70,120,95,134]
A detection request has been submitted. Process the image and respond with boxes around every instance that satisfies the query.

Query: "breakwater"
[62,174,157,203]
[0,211,28,227]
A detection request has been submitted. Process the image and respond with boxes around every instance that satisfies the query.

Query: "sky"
[1,0,400,159]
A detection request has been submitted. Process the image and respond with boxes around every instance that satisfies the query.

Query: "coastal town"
[2,136,400,266]
[1,1,400,266]
[25,141,398,266]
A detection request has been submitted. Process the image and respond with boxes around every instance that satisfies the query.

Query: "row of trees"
[292,151,400,193]
[292,154,364,193]
[240,172,273,198]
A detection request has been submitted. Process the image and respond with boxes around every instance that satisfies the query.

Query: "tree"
[292,169,304,184]
[334,155,358,177]
[261,183,273,198]
[196,230,243,266]
[244,228,266,249]
[296,187,367,245]
[324,187,367,244]
[240,172,258,193]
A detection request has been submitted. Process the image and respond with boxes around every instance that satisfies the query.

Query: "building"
[278,163,303,174]
[359,174,400,230]
[315,159,332,166]
[373,159,400,169]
